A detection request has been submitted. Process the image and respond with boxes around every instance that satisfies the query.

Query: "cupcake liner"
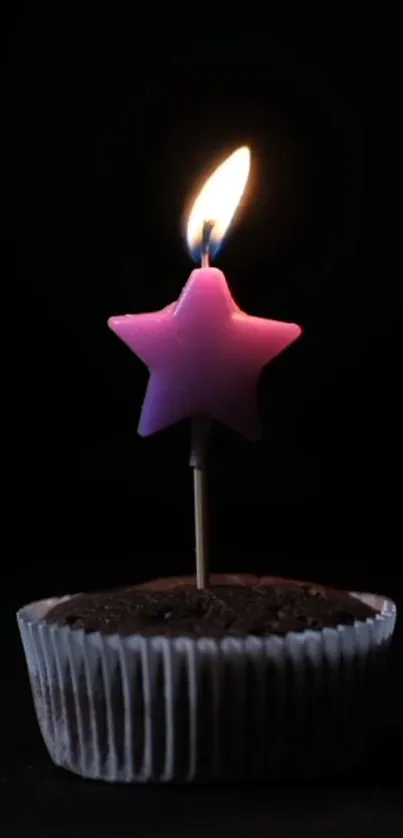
[17,589,396,783]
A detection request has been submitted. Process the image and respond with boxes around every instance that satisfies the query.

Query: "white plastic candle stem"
[190,415,210,589]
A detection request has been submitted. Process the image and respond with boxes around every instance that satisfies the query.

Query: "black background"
[2,5,402,835]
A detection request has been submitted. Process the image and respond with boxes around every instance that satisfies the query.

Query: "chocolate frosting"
[44,574,376,638]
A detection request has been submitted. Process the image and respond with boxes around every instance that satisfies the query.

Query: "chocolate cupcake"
[17,574,396,782]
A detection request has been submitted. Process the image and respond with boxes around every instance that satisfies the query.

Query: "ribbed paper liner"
[17,591,396,783]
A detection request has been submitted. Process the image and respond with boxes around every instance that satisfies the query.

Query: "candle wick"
[201,219,215,268]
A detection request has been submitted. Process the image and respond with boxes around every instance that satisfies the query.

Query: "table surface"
[2,748,403,837]
[2,603,402,837]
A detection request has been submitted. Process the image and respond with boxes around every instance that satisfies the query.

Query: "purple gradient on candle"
[108,268,302,439]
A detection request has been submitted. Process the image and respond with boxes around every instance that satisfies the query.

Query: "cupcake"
[17,574,396,783]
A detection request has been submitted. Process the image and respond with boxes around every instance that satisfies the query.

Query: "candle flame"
[186,146,251,261]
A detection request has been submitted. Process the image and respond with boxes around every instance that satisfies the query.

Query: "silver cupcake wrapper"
[17,591,396,783]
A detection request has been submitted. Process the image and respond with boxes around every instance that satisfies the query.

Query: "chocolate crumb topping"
[44,576,376,638]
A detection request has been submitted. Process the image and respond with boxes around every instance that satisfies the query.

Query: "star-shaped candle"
[108,147,302,587]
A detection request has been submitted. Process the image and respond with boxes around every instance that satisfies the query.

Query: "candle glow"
[108,145,302,440]
[186,146,251,260]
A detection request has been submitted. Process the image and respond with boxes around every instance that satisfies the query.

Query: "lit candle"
[108,147,302,587]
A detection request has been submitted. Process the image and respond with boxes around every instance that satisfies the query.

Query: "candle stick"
[190,413,210,588]
[189,220,214,588]
[108,147,303,589]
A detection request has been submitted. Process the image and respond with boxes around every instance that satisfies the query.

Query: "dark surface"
[45,576,376,637]
[2,759,403,838]
[1,709,403,837]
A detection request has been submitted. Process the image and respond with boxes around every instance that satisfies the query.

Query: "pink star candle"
[108,267,301,441]
[108,147,302,588]
[108,147,302,442]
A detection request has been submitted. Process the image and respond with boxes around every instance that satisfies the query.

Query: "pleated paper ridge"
[17,592,396,783]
